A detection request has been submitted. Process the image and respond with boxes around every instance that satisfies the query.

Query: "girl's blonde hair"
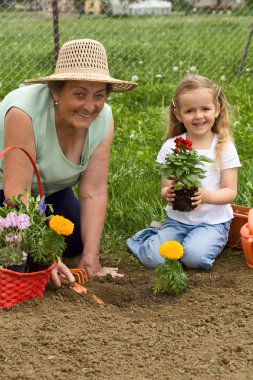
[165,74,232,166]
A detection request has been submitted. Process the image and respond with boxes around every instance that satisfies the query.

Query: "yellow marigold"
[159,241,184,260]
[49,215,74,236]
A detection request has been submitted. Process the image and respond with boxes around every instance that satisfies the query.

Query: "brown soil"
[1,250,253,380]
[173,187,198,212]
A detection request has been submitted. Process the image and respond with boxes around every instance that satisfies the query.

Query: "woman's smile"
[76,110,93,120]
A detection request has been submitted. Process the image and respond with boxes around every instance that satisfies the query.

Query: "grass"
[0,11,252,257]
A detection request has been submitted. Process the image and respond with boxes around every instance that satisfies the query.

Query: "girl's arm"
[192,167,238,207]
[77,119,123,278]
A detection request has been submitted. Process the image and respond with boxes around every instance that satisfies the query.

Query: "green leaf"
[153,260,188,296]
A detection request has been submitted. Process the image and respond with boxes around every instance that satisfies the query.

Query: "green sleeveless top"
[0,84,112,195]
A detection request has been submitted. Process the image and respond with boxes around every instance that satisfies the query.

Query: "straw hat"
[25,39,137,92]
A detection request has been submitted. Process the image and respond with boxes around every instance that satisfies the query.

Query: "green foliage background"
[0,12,252,259]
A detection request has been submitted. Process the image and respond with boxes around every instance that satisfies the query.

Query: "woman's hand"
[49,257,75,287]
[90,266,124,278]
[79,254,124,278]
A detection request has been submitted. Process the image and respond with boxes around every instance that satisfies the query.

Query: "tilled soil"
[1,250,253,380]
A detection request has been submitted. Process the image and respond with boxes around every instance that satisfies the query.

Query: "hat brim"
[25,72,137,92]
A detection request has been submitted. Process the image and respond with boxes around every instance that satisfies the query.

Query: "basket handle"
[0,146,43,199]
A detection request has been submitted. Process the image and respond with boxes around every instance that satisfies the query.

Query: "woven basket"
[0,264,56,309]
[0,146,54,309]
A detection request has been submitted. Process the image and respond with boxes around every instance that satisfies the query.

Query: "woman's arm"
[3,107,36,198]
[3,108,75,286]
[77,119,123,277]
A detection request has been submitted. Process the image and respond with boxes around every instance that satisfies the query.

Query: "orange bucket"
[240,209,253,269]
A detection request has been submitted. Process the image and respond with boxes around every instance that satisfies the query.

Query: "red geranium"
[161,137,213,189]
[174,137,192,152]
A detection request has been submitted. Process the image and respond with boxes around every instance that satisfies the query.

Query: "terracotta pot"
[240,209,253,269]
[227,204,251,249]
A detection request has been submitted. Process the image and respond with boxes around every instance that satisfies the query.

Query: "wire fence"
[0,0,253,100]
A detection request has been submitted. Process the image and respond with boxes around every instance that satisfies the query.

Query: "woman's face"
[52,80,107,130]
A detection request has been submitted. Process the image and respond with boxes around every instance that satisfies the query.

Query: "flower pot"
[227,204,251,249]
[28,262,52,272]
[240,209,253,269]
[28,260,52,273]
[27,255,52,273]
[6,263,26,273]
[173,187,197,212]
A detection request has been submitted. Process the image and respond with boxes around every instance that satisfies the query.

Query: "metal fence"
[0,0,253,100]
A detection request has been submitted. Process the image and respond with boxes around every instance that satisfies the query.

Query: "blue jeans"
[0,188,83,258]
[126,217,231,270]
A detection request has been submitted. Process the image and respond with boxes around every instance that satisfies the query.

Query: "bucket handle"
[0,146,43,199]
[249,209,253,236]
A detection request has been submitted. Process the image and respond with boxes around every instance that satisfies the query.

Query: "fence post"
[237,24,253,78]
[52,0,60,64]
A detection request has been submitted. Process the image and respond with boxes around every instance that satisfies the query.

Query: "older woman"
[0,39,137,285]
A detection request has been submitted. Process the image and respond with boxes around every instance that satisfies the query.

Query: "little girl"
[127,74,241,270]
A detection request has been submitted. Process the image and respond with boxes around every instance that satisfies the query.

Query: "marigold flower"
[49,215,74,236]
[159,241,184,260]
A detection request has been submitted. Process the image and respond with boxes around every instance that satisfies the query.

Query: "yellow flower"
[49,215,74,236]
[159,241,184,260]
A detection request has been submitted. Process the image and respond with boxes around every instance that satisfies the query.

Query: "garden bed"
[1,250,253,380]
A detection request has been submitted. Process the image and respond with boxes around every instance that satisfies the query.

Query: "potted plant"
[0,192,74,272]
[161,137,213,211]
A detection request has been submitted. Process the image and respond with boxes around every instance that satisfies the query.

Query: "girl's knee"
[139,245,165,269]
[181,246,215,270]
[181,255,213,270]
[126,235,165,269]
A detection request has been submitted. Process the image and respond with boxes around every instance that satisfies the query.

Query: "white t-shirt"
[156,133,241,225]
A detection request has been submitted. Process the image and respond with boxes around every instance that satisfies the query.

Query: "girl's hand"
[191,188,205,210]
[161,178,176,206]
[164,187,175,205]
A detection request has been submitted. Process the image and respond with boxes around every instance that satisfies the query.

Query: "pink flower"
[17,214,30,229]
[0,217,5,229]
[5,233,15,242]
[22,251,28,261]
[4,212,18,228]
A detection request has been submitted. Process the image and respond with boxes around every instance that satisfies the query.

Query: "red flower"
[174,137,192,152]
